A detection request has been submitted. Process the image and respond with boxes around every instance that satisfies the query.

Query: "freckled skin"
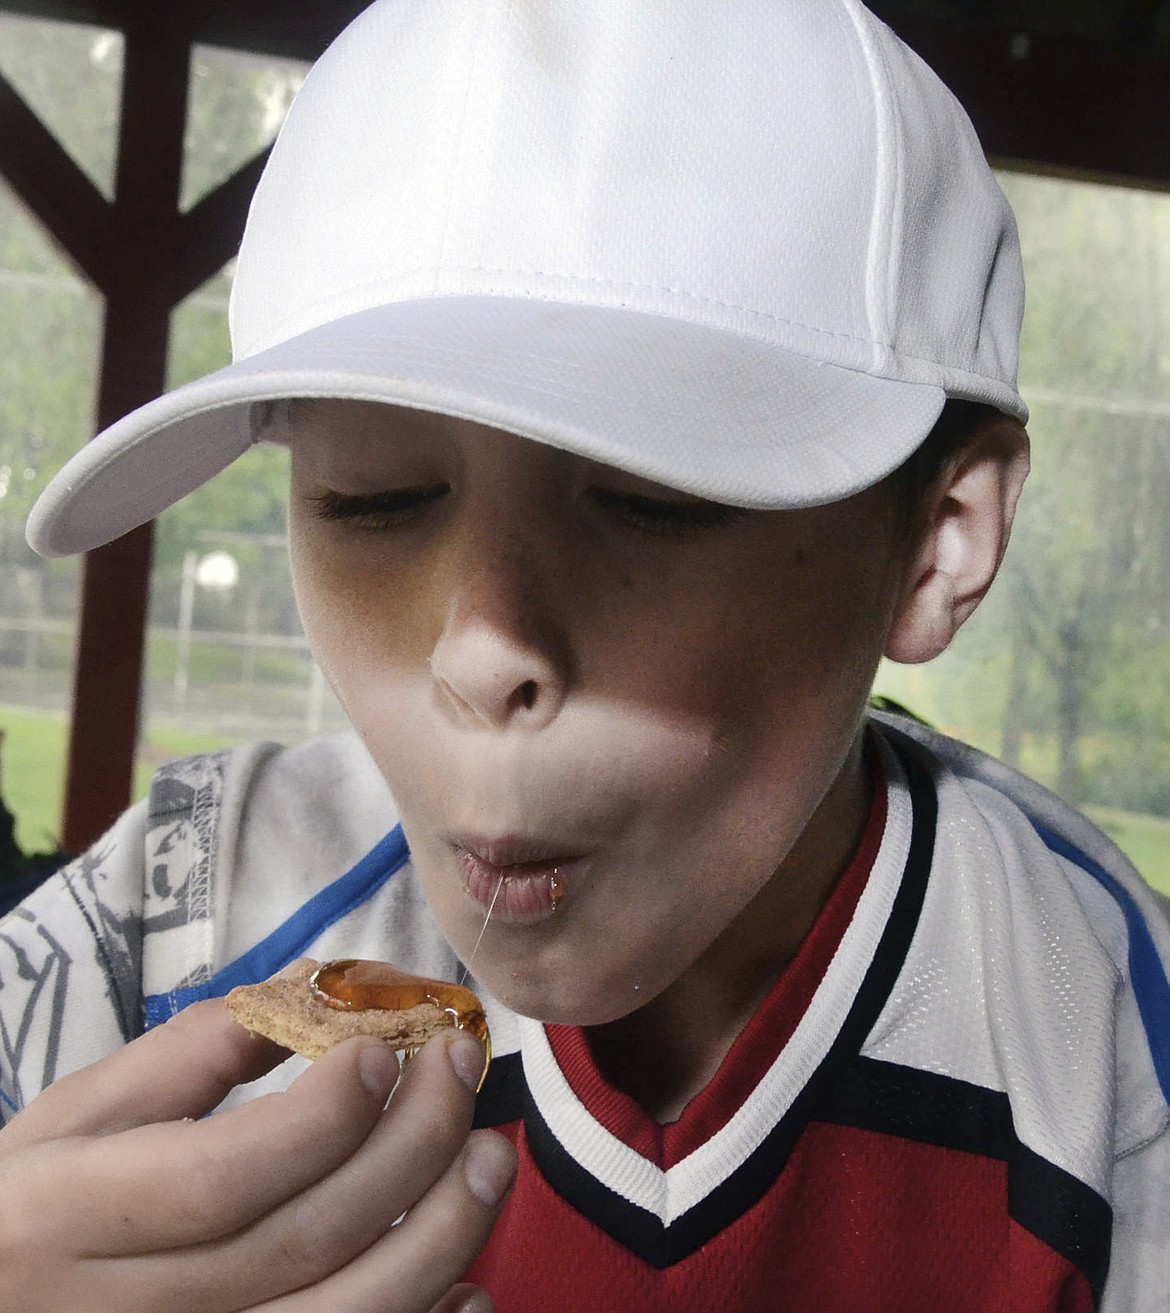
[287,401,913,1116]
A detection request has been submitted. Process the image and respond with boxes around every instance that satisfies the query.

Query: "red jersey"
[468,740,1106,1310]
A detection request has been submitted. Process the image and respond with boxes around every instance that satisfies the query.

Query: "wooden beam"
[0,0,366,60]
[3,0,1168,186]
[186,0,368,62]
[173,149,267,304]
[0,69,112,288]
[878,16,1170,189]
[62,11,190,850]
[0,5,277,848]
[0,0,136,26]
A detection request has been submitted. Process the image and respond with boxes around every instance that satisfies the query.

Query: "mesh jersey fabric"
[0,718,1166,1309]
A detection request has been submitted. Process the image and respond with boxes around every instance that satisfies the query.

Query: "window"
[0,20,1165,887]
[875,171,1170,891]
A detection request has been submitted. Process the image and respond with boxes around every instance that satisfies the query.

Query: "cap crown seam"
[841,0,899,369]
[435,4,493,283]
[245,270,897,357]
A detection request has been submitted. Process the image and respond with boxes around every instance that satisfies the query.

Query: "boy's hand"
[0,997,515,1312]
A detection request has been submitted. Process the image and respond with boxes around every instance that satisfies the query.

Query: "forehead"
[285,399,509,477]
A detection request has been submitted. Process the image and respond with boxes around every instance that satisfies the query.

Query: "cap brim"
[27,296,946,557]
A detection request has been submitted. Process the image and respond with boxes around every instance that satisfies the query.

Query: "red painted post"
[60,13,190,850]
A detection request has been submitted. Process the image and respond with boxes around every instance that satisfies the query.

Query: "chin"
[476,956,654,1028]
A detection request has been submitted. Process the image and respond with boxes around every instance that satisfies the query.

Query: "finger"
[3,998,288,1144]
[75,1031,488,1312]
[428,1283,495,1313]
[48,1037,401,1255]
[266,1128,516,1313]
[185,1031,485,1304]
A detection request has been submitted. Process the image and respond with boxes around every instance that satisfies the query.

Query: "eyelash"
[308,484,449,530]
[308,484,739,538]
[587,488,740,536]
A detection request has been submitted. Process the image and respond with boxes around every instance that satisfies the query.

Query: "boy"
[4,1,1168,1309]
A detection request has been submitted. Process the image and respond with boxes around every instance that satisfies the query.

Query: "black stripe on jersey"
[475,1051,674,1251]
[474,1048,527,1127]
[476,740,942,1268]
[817,1055,1112,1306]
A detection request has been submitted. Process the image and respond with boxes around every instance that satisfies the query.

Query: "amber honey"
[309,959,491,1085]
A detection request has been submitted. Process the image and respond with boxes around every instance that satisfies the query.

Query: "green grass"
[0,703,241,853]
[1,704,72,851]
[1,703,1168,897]
[1084,807,1170,896]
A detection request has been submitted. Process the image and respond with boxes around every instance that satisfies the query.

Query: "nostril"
[430,620,567,728]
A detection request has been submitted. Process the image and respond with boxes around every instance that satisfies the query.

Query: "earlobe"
[884,417,1029,665]
[884,566,958,665]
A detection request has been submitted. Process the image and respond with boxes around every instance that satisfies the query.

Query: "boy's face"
[288,401,907,1026]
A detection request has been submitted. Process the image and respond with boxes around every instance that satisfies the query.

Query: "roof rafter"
[892,16,1170,191]
[0,68,112,286]
[2,1,1169,185]
[0,0,366,60]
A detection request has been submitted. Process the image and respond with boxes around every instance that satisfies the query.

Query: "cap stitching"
[246,269,891,357]
[236,331,1012,407]
[240,283,1024,396]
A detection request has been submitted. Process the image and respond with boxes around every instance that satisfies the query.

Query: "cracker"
[224,959,459,1061]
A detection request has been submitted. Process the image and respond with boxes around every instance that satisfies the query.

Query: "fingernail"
[358,1042,399,1104]
[458,1289,494,1313]
[448,1032,488,1092]
[463,1133,517,1208]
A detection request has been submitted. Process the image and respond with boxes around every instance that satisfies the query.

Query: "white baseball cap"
[28,0,1026,557]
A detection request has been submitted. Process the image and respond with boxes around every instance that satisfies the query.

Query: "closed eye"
[308,483,449,530]
[587,487,742,536]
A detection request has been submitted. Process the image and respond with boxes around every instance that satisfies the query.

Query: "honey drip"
[549,870,564,907]
[310,959,491,1088]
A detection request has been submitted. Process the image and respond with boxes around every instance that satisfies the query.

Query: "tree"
[879,172,1170,816]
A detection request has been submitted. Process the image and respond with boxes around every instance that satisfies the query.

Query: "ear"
[884,415,1030,665]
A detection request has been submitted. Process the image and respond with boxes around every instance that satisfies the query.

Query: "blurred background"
[0,2,1167,891]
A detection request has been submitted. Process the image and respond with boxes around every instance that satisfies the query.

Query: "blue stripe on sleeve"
[1036,823,1170,1108]
[143,824,410,1027]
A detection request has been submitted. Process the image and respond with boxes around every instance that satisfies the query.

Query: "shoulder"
[870,711,1170,1159]
[137,731,401,986]
[224,729,397,908]
[0,794,155,1108]
[871,708,1170,954]
[147,730,391,842]
[143,731,395,910]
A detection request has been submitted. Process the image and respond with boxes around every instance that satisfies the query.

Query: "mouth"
[453,836,583,926]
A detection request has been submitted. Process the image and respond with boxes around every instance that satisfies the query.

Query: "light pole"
[174,549,239,710]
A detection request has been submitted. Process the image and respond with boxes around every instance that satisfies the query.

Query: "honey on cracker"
[310,958,491,1082]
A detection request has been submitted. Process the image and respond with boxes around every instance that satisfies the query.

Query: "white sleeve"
[0,733,399,1122]
[0,799,149,1121]
[1103,1124,1170,1311]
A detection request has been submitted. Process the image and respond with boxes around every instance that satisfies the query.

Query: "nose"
[429,552,571,732]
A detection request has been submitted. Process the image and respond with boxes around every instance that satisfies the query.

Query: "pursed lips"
[451,834,584,925]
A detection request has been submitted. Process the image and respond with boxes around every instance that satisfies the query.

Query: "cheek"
[632,542,890,742]
[290,531,463,816]
[290,524,431,708]
[669,542,895,822]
